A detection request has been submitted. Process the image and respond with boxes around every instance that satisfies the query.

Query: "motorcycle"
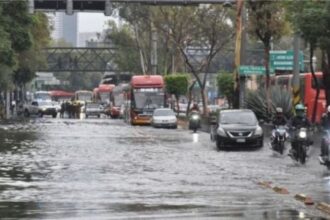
[319,130,330,169]
[290,127,310,164]
[189,111,201,133]
[271,125,288,154]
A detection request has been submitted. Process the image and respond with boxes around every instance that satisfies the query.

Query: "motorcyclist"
[189,103,201,131]
[289,104,312,156]
[271,107,288,146]
[190,103,200,113]
[320,106,330,158]
[290,104,311,129]
[321,106,330,130]
[272,107,287,127]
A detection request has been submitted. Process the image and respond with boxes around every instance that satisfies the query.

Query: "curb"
[294,194,314,205]
[316,202,330,214]
[257,181,272,188]
[272,186,289,194]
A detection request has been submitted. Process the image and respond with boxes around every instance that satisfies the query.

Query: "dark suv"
[210,109,263,150]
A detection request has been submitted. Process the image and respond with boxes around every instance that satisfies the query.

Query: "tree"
[14,12,51,87]
[153,5,235,115]
[247,0,288,110]
[106,21,141,73]
[288,1,330,109]
[319,2,330,107]
[217,72,234,108]
[164,74,189,114]
[287,1,324,123]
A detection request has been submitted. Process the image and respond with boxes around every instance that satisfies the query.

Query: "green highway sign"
[239,65,274,75]
[270,50,304,71]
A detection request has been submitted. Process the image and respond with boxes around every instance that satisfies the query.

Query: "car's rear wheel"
[52,113,57,118]
[216,136,224,151]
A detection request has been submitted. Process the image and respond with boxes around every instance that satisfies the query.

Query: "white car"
[151,108,177,129]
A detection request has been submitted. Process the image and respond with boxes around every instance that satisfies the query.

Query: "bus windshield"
[99,93,110,102]
[114,94,124,107]
[133,88,164,110]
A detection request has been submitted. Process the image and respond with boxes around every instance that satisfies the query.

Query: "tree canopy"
[0,2,51,90]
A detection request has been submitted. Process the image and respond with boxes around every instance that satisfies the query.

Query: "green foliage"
[245,86,293,121]
[106,21,141,73]
[247,1,289,46]
[164,73,189,98]
[0,2,51,89]
[287,1,330,106]
[14,12,51,85]
[217,73,234,108]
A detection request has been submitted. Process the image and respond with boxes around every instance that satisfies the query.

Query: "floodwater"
[0,117,329,219]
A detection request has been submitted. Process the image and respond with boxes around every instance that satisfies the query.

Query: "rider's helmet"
[295,104,305,117]
[275,107,283,116]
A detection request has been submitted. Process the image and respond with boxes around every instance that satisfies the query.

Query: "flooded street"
[0,118,329,219]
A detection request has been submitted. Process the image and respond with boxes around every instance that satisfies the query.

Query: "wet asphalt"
[0,116,329,219]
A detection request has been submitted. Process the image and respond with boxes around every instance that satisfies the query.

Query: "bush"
[245,86,293,121]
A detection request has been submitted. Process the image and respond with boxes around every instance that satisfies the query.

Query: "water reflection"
[192,133,199,143]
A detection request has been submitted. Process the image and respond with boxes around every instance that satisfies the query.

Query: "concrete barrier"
[272,186,289,194]
[294,194,314,205]
[257,181,272,188]
[316,202,330,214]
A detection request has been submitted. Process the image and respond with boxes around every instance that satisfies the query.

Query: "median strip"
[294,194,314,205]
[272,186,289,194]
[257,181,272,188]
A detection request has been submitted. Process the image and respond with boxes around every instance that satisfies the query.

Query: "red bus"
[49,90,74,102]
[274,72,326,123]
[97,84,115,105]
[130,75,165,125]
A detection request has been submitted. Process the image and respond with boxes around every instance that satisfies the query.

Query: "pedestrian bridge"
[40,47,117,72]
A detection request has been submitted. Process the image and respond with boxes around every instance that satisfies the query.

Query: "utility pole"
[151,23,158,75]
[233,0,244,108]
[292,33,301,110]
[239,2,247,108]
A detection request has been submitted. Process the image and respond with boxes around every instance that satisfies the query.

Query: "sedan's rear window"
[154,109,175,116]
[220,112,257,126]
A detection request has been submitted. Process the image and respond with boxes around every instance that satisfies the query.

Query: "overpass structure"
[29,0,235,14]
[40,47,117,72]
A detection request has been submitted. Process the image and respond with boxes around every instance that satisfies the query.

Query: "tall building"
[48,12,79,47]
[78,32,97,47]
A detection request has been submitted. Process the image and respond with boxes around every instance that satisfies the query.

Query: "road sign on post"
[239,65,274,75]
[270,50,304,71]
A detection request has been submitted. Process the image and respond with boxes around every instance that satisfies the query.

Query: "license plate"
[237,138,246,143]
